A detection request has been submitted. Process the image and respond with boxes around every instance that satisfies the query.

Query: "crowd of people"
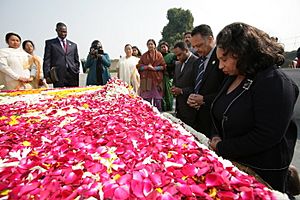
[1,21,300,198]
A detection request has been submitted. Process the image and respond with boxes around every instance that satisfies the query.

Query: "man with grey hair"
[187,24,225,137]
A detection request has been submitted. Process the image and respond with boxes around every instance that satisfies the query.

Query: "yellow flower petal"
[0,116,7,120]
[167,151,172,158]
[155,188,163,194]
[82,103,89,109]
[209,187,217,197]
[0,189,10,196]
[65,138,71,143]
[8,116,20,126]
[182,176,188,180]
[182,143,188,148]
[29,150,38,156]
[113,174,121,180]
[22,141,31,146]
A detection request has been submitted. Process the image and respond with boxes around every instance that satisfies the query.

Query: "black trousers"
[255,167,288,193]
[53,68,79,88]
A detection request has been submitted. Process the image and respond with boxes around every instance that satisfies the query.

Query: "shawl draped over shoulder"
[136,50,166,93]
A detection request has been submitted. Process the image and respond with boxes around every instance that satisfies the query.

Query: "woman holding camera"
[84,40,111,86]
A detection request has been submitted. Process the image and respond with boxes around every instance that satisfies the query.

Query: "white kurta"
[117,56,140,92]
[0,48,32,90]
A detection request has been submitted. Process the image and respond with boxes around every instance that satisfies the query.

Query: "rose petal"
[217,191,239,200]
[182,164,198,176]
[131,179,144,198]
[117,174,132,185]
[205,173,226,187]
[149,173,163,187]
[18,182,40,196]
[114,186,129,199]
[177,183,193,196]
[143,178,154,196]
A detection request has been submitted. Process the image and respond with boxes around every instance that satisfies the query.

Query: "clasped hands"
[187,93,205,109]
[18,76,33,83]
[147,64,155,71]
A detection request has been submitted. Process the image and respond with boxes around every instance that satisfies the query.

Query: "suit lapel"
[65,40,72,54]
[178,55,194,79]
[199,49,218,88]
[55,38,65,54]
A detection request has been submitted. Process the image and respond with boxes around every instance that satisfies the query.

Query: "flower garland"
[0,79,288,199]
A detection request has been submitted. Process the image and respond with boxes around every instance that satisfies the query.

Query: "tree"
[159,8,194,48]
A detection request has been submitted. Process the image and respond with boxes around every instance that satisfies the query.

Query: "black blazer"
[43,38,80,87]
[173,53,198,126]
[192,48,225,136]
[211,66,299,170]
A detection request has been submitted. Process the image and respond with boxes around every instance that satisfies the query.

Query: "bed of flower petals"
[0,79,284,200]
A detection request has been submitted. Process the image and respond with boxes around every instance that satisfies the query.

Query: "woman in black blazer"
[208,22,299,194]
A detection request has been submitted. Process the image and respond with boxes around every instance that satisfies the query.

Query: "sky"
[1,0,299,60]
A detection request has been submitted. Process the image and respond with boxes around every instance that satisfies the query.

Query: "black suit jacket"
[211,66,299,171]
[192,48,225,136]
[173,53,198,126]
[43,38,80,87]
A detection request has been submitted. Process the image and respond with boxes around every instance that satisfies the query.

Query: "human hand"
[28,76,34,82]
[171,86,182,96]
[18,76,31,83]
[187,94,204,109]
[208,136,222,151]
[147,64,155,71]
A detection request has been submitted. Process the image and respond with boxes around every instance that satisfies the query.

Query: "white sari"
[117,56,140,93]
[0,48,33,90]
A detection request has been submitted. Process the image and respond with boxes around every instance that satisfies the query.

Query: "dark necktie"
[194,57,207,93]
[62,40,67,52]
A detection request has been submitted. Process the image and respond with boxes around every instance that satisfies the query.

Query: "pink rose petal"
[143,178,154,196]
[114,186,129,199]
[131,179,144,198]
[205,173,226,187]
[182,164,198,176]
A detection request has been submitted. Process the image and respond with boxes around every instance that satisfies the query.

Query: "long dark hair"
[132,46,142,57]
[216,22,284,76]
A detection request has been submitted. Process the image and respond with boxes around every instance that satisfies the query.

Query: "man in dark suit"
[187,24,225,137]
[43,22,80,87]
[171,41,198,126]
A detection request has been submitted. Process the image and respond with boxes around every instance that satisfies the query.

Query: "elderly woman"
[137,39,166,111]
[117,44,140,93]
[0,33,36,90]
[208,22,299,194]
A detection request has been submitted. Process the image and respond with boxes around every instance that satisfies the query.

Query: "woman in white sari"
[0,32,36,90]
[117,44,140,93]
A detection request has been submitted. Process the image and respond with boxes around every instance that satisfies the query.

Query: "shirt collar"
[184,52,192,64]
[58,37,66,42]
[204,47,215,62]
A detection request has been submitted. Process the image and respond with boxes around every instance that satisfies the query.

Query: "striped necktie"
[194,57,207,93]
